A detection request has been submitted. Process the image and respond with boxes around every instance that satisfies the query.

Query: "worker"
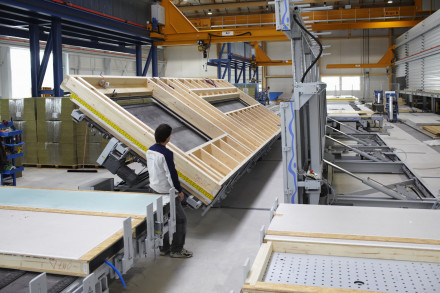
[146,124,193,258]
[265,86,270,105]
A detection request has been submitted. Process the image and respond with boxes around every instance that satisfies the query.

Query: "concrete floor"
[14,139,283,293]
[11,112,440,293]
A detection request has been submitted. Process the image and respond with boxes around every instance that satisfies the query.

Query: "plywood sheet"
[0,209,124,260]
[268,204,440,245]
[0,187,168,217]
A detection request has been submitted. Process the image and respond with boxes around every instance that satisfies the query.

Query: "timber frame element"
[62,76,280,206]
[242,204,440,292]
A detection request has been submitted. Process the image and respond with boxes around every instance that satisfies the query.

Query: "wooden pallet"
[422,125,440,137]
[62,76,280,205]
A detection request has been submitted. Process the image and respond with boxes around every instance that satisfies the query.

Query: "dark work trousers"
[162,197,187,253]
[146,187,187,253]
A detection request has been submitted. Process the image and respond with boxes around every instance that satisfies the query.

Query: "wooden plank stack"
[422,125,440,137]
[62,76,280,205]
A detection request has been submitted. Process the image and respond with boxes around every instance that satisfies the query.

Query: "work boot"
[170,248,193,258]
[160,249,170,256]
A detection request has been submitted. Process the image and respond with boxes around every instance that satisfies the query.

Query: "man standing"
[146,124,193,258]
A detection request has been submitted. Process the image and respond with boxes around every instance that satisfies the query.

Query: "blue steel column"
[217,63,221,79]
[142,48,153,76]
[38,30,53,91]
[52,18,63,97]
[151,44,158,77]
[135,44,142,76]
[29,24,40,97]
[242,63,246,83]
[256,66,259,82]
[235,64,238,83]
[227,43,231,83]
[219,43,225,79]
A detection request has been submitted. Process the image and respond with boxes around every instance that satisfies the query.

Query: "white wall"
[260,36,390,102]
[164,45,218,78]
[320,37,390,101]
[69,54,137,76]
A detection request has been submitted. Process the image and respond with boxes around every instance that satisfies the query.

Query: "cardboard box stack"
[36,97,77,166]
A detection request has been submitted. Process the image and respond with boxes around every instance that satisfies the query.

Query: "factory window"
[321,76,339,92]
[341,76,360,91]
[10,47,53,98]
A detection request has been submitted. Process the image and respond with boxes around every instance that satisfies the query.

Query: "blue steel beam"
[0,4,150,46]
[227,43,232,83]
[52,18,63,97]
[219,43,226,59]
[38,29,53,91]
[151,45,158,77]
[217,62,221,79]
[237,66,243,82]
[0,0,152,42]
[29,24,40,97]
[242,63,246,83]
[142,48,153,76]
[221,65,227,80]
[0,27,137,54]
[135,44,142,76]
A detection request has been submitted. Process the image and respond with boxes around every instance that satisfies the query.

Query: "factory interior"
[0,0,440,292]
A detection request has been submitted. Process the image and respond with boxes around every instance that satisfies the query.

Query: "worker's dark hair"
[155,124,172,143]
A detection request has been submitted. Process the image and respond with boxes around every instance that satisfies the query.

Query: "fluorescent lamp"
[207,9,212,15]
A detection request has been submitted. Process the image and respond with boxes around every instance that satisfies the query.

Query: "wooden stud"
[245,242,273,286]
[204,144,239,169]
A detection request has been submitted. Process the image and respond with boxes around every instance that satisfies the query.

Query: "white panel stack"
[424,55,440,91]
[395,45,407,78]
[408,59,424,90]
[395,10,440,92]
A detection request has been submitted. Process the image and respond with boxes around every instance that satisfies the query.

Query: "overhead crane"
[156,0,424,47]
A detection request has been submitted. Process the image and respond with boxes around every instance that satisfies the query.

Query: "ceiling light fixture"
[207,9,213,15]
[387,0,393,3]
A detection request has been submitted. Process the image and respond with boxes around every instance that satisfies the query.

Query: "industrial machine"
[385,91,398,122]
[0,187,176,293]
[275,1,438,208]
[372,90,384,113]
[242,3,440,291]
